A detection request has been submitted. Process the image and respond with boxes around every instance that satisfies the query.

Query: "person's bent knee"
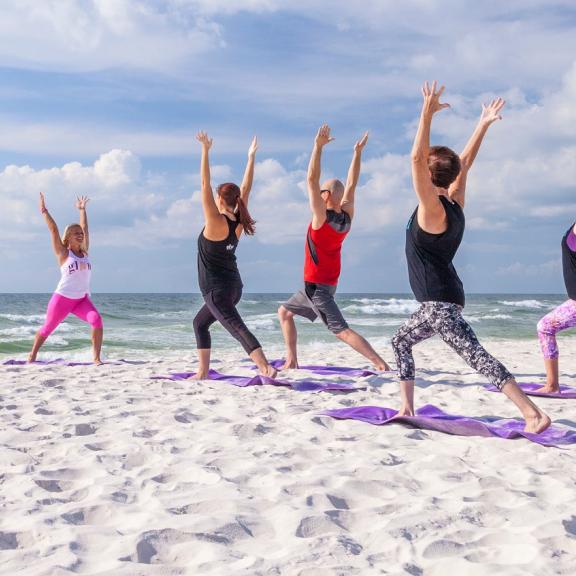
[87,311,103,330]
[391,332,403,353]
[278,305,294,321]
[536,318,554,336]
[334,327,352,339]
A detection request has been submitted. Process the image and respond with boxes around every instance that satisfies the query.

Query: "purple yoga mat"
[322,404,576,447]
[485,382,576,399]
[2,358,145,366]
[152,369,364,392]
[252,359,380,377]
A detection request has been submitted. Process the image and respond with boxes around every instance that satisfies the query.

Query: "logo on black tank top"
[226,244,235,251]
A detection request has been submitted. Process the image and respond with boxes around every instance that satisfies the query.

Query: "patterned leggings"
[392,301,513,389]
[537,299,576,359]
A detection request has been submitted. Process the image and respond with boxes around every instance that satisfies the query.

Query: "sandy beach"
[1,337,576,576]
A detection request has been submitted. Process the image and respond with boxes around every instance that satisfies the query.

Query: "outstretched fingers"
[39,192,47,212]
[248,135,258,156]
[196,130,213,148]
[355,131,369,150]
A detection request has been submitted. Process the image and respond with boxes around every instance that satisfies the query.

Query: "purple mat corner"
[322,404,576,448]
[485,382,576,399]
[152,369,364,392]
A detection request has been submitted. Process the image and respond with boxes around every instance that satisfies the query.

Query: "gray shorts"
[282,282,349,334]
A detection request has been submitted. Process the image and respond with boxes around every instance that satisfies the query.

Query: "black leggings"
[391,301,512,389]
[193,286,261,355]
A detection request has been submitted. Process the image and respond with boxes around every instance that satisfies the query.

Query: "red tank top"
[304,210,351,285]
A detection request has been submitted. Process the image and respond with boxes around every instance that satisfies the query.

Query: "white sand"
[1,337,576,576]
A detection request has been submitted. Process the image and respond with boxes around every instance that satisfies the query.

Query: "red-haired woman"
[192,132,277,379]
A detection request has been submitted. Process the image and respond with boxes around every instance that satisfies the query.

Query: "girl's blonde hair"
[61,224,84,250]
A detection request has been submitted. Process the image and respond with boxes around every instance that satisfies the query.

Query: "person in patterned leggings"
[392,81,550,434]
[535,223,576,393]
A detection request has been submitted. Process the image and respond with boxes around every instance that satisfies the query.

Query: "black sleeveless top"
[562,224,576,300]
[406,195,465,306]
[197,216,243,295]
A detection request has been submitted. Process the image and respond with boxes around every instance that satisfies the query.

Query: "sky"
[0,0,574,294]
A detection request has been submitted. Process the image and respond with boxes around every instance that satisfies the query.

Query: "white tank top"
[55,251,92,299]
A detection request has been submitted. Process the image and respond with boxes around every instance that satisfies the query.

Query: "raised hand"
[480,97,505,125]
[421,81,450,116]
[248,135,258,158]
[39,192,47,214]
[196,131,213,150]
[76,195,90,210]
[354,131,369,153]
[315,124,335,148]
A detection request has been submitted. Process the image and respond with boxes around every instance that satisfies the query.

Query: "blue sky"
[0,0,574,293]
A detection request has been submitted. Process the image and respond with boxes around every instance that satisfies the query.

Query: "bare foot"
[262,365,278,379]
[282,359,298,370]
[193,370,210,380]
[524,412,551,434]
[27,354,37,364]
[397,406,415,417]
[534,385,560,394]
[94,358,104,366]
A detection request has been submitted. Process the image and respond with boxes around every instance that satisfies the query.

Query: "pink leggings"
[39,293,103,338]
[537,299,576,359]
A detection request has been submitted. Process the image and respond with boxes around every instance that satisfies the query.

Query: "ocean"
[0,293,572,361]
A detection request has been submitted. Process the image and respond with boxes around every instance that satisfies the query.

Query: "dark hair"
[428,146,461,189]
[217,182,256,236]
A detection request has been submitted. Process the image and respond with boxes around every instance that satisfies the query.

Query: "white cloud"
[0,0,222,73]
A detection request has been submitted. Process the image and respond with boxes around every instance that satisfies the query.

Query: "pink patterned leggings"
[39,294,103,338]
[537,299,576,359]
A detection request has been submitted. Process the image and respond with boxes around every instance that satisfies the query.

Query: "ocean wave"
[344,298,420,315]
[245,314,277,330]
[0,313,45,323]
[498,300,548,309]
[349,318,403,327]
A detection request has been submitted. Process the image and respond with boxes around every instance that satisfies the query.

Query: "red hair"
[217,183,256,236]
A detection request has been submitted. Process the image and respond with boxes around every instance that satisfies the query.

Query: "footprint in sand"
[423,539,466,558]
[174,411,201,424]
[41,379,64,388]
[296,515,341,538]
[0,531,34,550]
[34,479,75,493]
[34,407,55,415]
[75,423,96,436]
[120,529,191,564]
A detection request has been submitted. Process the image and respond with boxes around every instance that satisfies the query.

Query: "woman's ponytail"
[217,182,256,236]
[236,196,256,236]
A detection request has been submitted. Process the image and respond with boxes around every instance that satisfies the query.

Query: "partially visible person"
[29,193,103,364]
[536,223,576,393]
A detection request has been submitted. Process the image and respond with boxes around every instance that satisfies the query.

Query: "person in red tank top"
[278,124,391,371]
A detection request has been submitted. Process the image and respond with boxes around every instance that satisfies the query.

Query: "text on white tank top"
[55,251,92,299]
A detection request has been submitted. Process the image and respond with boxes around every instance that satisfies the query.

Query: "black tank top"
[406,195,465,306]
[562,224,576,300]
[197,216,243,295]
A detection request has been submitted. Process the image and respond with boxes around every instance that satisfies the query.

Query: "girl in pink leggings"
[536,223,576,392]
[29,193,104,364]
